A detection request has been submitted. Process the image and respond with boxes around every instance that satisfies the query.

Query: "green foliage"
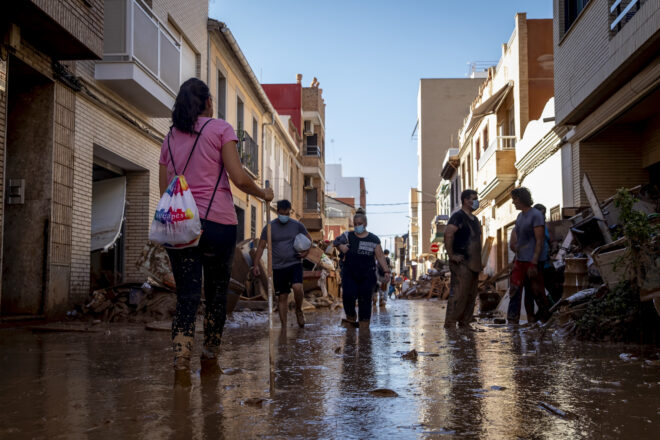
[612,188,658,290]
[575,282,641,342]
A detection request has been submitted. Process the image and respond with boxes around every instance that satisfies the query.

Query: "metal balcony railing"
[305,146,321,157]
[102,0,180,93]
[478,136,516,170]
[237,130,259,176]
[610,0,644,34]
[271,177,292,202]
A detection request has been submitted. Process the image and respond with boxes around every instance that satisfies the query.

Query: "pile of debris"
[72,237,343,324]
[399,267,450,300]
[529,179,660,341]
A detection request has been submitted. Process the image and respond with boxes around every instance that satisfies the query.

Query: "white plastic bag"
[293,233,312,252]
[149,175,202,248]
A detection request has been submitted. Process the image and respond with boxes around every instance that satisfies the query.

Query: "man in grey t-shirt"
[507,187,552,324]
[253,200,311,328]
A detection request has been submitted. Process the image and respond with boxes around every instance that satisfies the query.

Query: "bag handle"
[167,119,213,176]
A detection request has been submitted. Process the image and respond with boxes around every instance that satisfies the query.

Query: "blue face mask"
[471,199,480,210]
[278,215,289,224]
[355,225,365,234]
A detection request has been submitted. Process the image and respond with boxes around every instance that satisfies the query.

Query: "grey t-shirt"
[260,219,309,269]
[514,207,545,262]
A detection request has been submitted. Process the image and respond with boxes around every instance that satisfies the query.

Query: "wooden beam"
[582,174,613,243]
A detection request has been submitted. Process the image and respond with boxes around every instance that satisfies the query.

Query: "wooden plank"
[481,236,494,269]
[582,173,613,243]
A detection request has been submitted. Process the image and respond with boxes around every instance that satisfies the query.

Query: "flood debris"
[538,401,567,418]
[241,397,268,407]
[369,388,399,398]
[401,349,418,361]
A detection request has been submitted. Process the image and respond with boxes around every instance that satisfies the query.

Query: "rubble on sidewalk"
[72,238,343,323]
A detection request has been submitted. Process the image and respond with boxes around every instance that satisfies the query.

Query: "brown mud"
[0,300,658,439]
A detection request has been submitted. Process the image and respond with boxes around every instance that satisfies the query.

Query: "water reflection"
[0,302,659,439]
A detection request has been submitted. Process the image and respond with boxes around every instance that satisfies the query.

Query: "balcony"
[238,131,259,177]
[477,136,517,200]
[303,145,324,177]
[94,0,179,116]
[270,177,292,203]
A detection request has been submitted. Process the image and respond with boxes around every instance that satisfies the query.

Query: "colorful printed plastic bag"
[149,175,201,248]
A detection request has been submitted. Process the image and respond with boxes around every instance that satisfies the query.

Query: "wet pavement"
[1,300,659,439]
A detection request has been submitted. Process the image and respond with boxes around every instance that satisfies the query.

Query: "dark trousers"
[166,220,236,357]
[342,273,377,322]
[507,260,551,323]
[445,261,479,326]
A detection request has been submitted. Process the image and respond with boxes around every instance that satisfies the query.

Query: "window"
[483,125,489,152]
[507,107,515,137]
[304,120,312,133]
[180,39,196,84]
[217,69,226,120]
[550,205,561,221]
[250,206,257,238]
[252,117,258,145]
[235,206,245,243]
[467,154,472,189]
[236,97,244,131]
[475,138,480,162]
[564,0,590,32]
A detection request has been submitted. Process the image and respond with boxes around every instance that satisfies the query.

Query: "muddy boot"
[295,308,305,328]
[172,333,194,371]
[341,316,358,328]
[200,346,222,375]
[358,320,370,331]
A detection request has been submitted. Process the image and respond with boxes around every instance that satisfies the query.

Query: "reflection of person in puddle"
[334,208,390,330]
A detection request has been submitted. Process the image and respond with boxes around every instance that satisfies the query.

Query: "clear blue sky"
[210,0,553,249]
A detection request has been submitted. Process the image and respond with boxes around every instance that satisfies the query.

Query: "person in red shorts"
[507,187,552,325]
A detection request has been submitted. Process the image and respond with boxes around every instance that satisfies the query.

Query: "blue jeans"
[166,220,236,358]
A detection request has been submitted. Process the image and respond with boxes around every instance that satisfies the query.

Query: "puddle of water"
[0,301,659,439]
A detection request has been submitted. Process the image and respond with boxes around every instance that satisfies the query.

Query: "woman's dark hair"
[354,207,367,225]
[172,78,210,134]
[511,187,533,207]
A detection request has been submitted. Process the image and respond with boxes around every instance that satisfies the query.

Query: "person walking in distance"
[334,208,390,330]
[159,78,273,375]
[507,188,552,324]
[253,200,311,329]
[374,249,392,306]
[443,190,483,329]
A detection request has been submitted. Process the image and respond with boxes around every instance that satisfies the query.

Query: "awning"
[91,177,126,252]
[465,81,513,134]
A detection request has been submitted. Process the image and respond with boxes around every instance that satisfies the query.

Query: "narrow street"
[1,300,658,439]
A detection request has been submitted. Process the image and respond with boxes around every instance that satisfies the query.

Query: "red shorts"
[510,260,543,287]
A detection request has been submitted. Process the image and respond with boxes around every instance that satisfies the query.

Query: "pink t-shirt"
[159,117,239,225]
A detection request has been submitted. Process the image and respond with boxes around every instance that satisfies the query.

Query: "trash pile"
[398,269,450,300]
[532,180,660,342]
[71,237,343,324]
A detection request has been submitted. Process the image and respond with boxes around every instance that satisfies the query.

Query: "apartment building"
[325,163,367,209]
[553,0,660,203]
[1,0,105,317]
[413,78,482,262]
[454,14,554,276]
[208,20,302,243]
[264,76,327,240]
[324,195,356,241]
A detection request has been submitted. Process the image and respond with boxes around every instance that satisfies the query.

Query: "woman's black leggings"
[342,272,377,322]
[166,220,236,350]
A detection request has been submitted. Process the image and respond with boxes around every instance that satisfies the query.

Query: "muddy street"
[1,300,659,439]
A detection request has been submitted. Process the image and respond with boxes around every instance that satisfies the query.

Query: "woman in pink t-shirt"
[159,78,273,375]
